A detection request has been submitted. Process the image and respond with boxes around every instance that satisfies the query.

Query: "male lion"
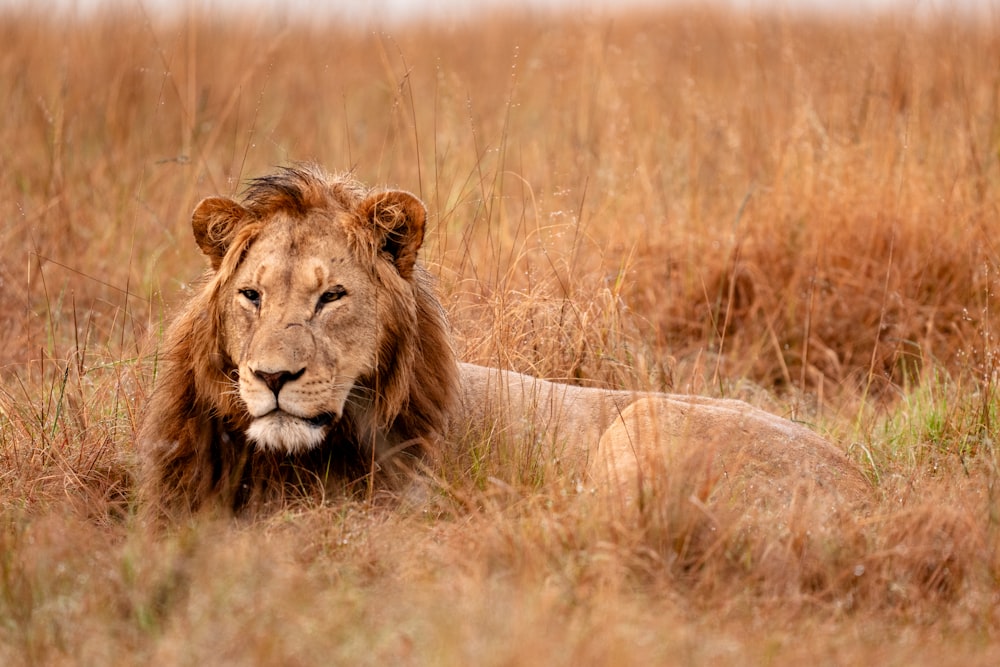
[137,165,869,519]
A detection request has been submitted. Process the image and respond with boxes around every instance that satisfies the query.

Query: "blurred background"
[6,0,998,22]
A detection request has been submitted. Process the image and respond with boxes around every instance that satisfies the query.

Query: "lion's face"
[190,172,427,454]
[224,215,380,452]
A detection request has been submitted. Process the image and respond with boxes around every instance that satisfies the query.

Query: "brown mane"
[137,166,459,519]
[242,167,369,218]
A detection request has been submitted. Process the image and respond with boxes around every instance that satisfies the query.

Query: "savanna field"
[2,2,1000,663]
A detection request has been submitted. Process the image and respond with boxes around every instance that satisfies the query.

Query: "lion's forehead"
[251,254,330,291]
[238,221,358,292]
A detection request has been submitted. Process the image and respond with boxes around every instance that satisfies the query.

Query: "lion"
[137,165,870,520]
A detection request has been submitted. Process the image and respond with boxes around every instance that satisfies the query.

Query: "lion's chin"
[246,412,333,454]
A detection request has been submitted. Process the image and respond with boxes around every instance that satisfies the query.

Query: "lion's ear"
[358,190,426,279]
[191,197,249,271]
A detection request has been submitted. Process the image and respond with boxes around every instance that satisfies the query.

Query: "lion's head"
[138,166,458,516]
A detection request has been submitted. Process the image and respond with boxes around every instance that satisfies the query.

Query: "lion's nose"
[254,368,305,396]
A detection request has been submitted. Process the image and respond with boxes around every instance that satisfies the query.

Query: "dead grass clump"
[455,272,661,391]
[0,347,139,523]
[581,467,984,622]
[679,208,993,397]
[875,504,975,606]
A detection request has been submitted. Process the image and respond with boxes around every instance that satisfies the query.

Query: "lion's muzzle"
[246,410,334,454]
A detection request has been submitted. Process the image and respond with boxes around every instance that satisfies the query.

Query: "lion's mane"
[138,167,459,518]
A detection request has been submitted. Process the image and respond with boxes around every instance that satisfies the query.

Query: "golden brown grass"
[2,3,1000,664]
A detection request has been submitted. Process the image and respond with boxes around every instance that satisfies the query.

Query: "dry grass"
[2,3,1000,664]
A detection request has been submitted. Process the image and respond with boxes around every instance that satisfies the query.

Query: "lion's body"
[453,365,869,512]
[137,165,869,519]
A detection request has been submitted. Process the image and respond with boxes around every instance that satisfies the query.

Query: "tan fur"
[138,165,870,520]
[453,367,871,514]
[138,166,458,519]
[592,397,871,515]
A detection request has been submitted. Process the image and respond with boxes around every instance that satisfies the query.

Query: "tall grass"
[1,4,1000,663]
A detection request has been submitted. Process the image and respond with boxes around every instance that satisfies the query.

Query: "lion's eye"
[239,288,261,308]
[317,286,347,310]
